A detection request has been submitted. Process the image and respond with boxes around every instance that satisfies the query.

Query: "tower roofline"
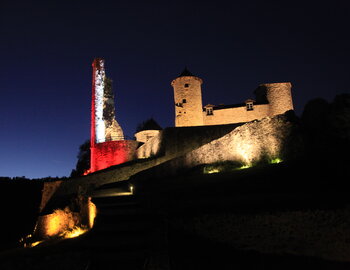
[171,67,203,86]
[178,67,195,77]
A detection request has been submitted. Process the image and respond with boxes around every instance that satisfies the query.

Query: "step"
[89,257,146,270]
[96,206,146,216]
[94,212,160,223]
[95,201,142,211]
[86,243,149,254]
[93,219,157,232]
[84,234,150,249]
[95,180,131,191]
[93,249,149,262]
[92,194,137,205]
[91,188,132,198]
[94,200,140,209]
[92,220,155,233]
[90,228,149,239]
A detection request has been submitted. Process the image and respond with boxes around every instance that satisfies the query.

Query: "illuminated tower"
[91,58,124,147]
[91,58,105,147]
[255,82,294,116]
[171,68,204,127]
[90,58,130,173]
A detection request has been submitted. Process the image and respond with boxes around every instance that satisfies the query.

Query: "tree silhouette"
[301,93,350,165]
[70,140,90,177]
[135,118,162,133]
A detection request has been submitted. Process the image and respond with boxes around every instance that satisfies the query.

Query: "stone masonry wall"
[90,140,139,172]
[203,104,270,125]
[202,83,293,126]
[265,82,294,116]
[136,131,163,159]
[135,130,161,143]
[185,114,291,166]
[39,124,241,211]
[172,76,204,127]
[131,113,294,182]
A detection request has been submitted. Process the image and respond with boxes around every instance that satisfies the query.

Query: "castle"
[33,59,297,240]
[172,67,293,127]
[89,58,294,173]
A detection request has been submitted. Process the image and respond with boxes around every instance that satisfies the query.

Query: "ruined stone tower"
[254,82,294,116]
[91,58,124,146]
[171,68,204,127]
[266,82,294,115]
[90,58,139,173]
[103,77,124,141]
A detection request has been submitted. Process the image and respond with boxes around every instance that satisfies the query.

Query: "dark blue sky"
[0,1,349,178]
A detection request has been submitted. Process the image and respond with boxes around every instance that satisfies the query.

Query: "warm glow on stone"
[29,240,44,247]
[26,200,97,248]
[235,142,256,166]
[45,211,64,237]
[60,226,88,239]
[88,198,97,228]
[36,202,97,240]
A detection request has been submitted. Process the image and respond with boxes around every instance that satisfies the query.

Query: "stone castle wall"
[135,130,161,143]
[90,140,139,172]
[184,114,292,166]
[136,124,242,160]
[200,82,294,127]
[130,113,295,184]
[265,82,294,116]
[203,104,270,125]
[172,72,294,127]
[136,131,163,159]
[40,123,242,209]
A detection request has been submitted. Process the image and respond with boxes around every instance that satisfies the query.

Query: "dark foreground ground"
[1,157,350,269]
[1,223,350,270]
[0,180,42,251]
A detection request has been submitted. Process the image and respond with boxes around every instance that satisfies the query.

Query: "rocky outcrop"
[131,112,300,181]
[185,112,295,166]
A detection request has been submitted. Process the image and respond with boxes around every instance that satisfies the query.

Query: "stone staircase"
[85,187,169,270]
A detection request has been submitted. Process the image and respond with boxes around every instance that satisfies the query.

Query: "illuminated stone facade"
[184,114,292,166]
[131,113,295,179]
[171,68,204,127]
[136,131,163,159]
[135,130,161,143]
[90,58,131,173]
[91,58,124,144]
[103,77,124,141]
[171,69,294,127]
[88,63,294,173]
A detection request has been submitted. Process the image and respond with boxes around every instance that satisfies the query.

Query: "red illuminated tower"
[89,58,137,173]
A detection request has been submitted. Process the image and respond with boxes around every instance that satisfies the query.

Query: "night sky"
[0,1,349,178]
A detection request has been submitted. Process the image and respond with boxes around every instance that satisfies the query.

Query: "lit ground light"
[203,158,283,174]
